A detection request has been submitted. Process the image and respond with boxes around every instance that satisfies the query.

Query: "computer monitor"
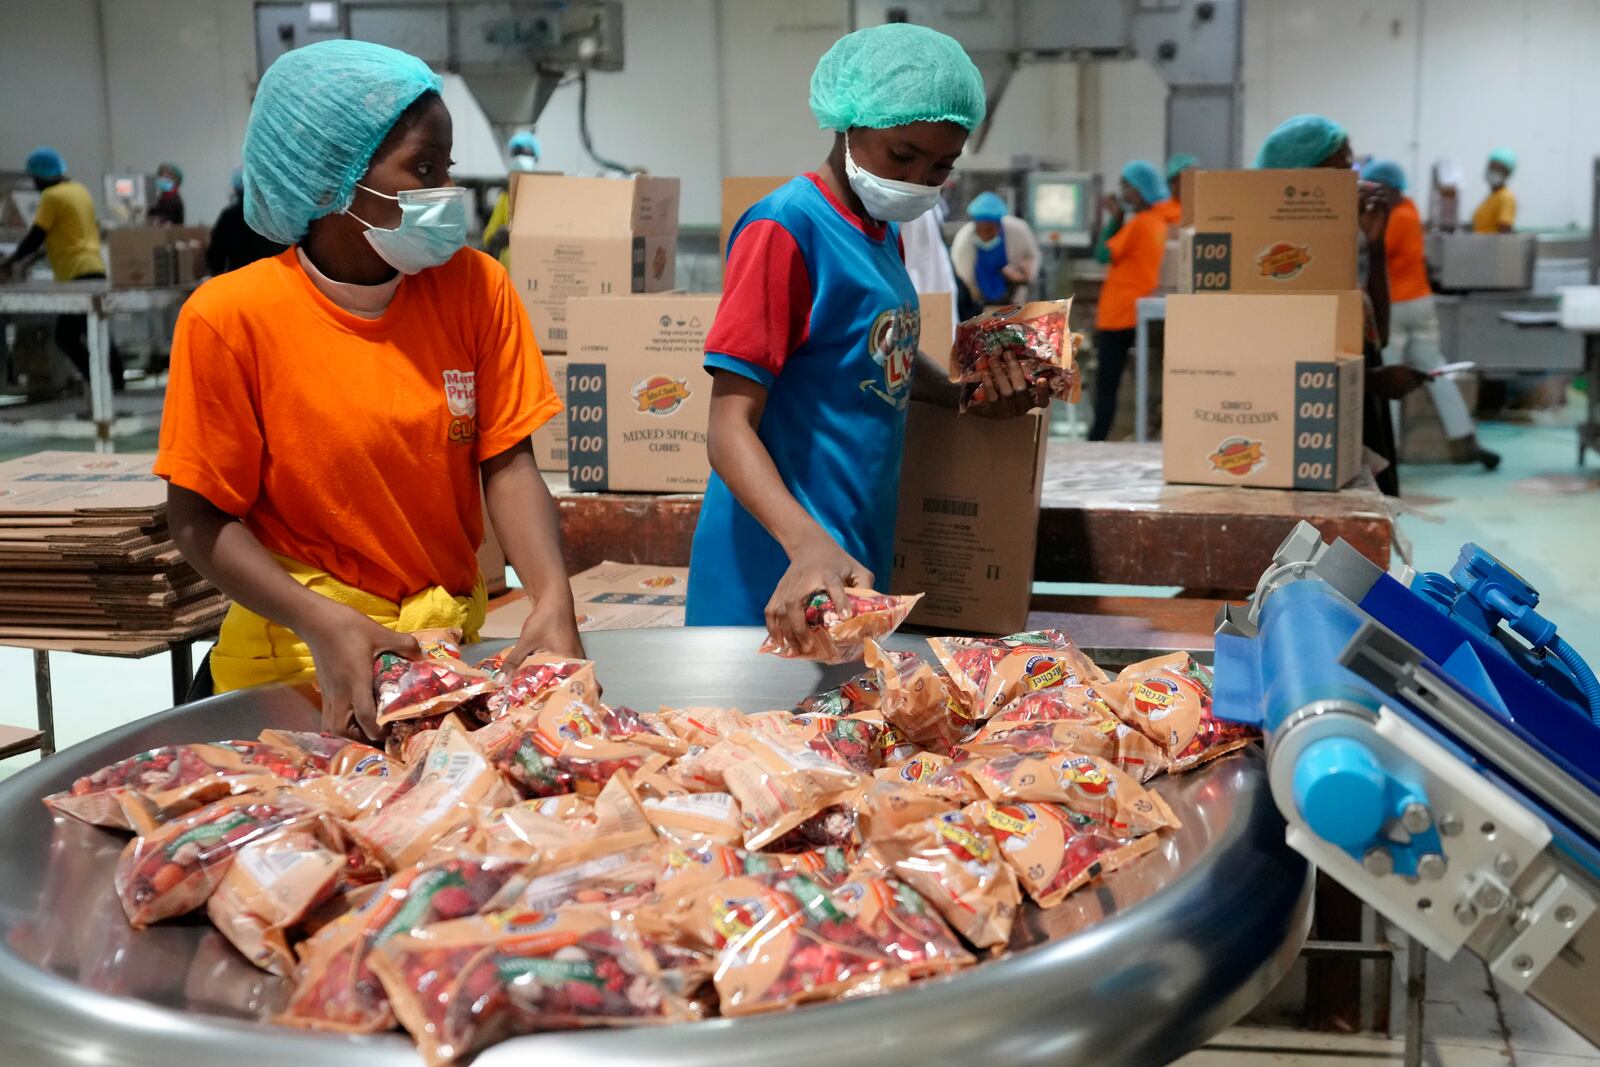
[1027,171,1098,248]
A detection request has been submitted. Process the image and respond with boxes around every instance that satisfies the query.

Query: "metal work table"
[0,627,1310,1066]
[1497,309,1600,463]
[0,279,197,451]
[548,442,1393,599]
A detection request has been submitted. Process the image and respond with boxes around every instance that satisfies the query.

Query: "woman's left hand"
[966,350,1052,419]
[1358,183,1394,245]
[500,593,587,672]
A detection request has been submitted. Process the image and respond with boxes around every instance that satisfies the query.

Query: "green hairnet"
[809,24,986,132]
[1489,147,1517,174]
[1165,153,1199,181]
[243,39,442,245]
[159,162,184,184]
[1255,114,1348,169]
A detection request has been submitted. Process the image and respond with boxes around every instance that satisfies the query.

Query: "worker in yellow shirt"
[1472,148,1517,233]
[483,131,541,266]
[0,147,126,390]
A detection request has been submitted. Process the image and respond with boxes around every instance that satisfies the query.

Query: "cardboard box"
[1162,292,1365,490]
[480,561,687,637]
[1177,169,1357,294]
[532,356,569,472]
[721,176,789,258]
[918,290,955,374]
[509,175,681,352]
[105,226,209,287]
[564,294,718,493]
[892,401,1048,634]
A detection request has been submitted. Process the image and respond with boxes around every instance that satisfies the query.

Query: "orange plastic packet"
[793,672,883,717]
[739,710,885,776]
[865,640,979,753]
[373,630,498,727]
[871,752,980,803]
[758,589,922,665]
[830,863,974,981]
[951,299,1082,410]
[258,730,398,778]
[656,707,749,748]
[113,790,322,927]
[715,731,862,850]
[959,694,1168,783]
[479,652,596,721]
[964,751,1180,836]
[486,773,657,869]
[277,854,531,1033]
[347,716,513,870]
[856,781,1020,948]
[1102,652,1256,773]
[972,800,1161,908]
[45,739,317,834]
[205,829,346,975]
[370,907,701,1066]
[641,790,744,846]
[505,843,661,913]
[929,630,1109,721]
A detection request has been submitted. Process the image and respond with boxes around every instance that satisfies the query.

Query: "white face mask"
[511,155,539,172]
[347,183,469,275]
[843,134,943,223]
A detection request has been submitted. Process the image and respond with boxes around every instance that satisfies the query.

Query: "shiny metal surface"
[0,628,1311,1066]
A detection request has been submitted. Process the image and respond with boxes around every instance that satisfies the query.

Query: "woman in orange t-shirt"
[1362,159,1498,470]
[1089,160,1171,441]
[154,40,581,737]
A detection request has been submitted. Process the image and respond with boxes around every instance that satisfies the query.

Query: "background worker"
[899,186,960,345]
[206,165,287,275]
[1156,152,1198,226]
[950,190,1040,314]
[1362,158,1499,471]
[483,131,541,265]
[0,147,127,392]
[1088,160,1170,441]
[149,162,185,224]
[1472,148,1517,233]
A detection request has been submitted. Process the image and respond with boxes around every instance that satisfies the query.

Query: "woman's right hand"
[765,535,873,657]
[298,601,422,740]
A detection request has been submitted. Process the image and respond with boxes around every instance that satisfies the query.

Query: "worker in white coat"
[899,193,959,344]
[951,190,1040,310]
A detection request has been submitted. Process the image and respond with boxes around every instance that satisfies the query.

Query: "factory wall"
[0,0,113,200]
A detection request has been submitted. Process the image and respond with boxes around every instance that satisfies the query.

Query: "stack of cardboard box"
[0,452,226,640]
[1163,169,1366,490]
[105,226,210,287]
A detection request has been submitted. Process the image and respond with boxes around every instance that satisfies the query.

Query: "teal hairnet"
[243,40,442,245]
[507,131,541,158]
[1489,147,1517,174]
[1255,114,1348,169]
[25,147,64,179]
[1165,152,1199,181]
[230,165,244,195]
[810,24,986,132]
[968,191,1006,220]
[1121,160,1170,205]
[159,162,184,184]
[1360,158,1406,193]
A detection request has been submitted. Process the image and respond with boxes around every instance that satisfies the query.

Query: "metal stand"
[1299,933,1426,1064]
[16,640,198,763]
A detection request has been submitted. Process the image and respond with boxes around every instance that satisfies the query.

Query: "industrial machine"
[1216,523,1600,1046]
[101,172,156,226]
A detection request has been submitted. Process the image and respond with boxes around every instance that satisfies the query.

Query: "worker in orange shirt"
[1361,159,1499,470]
[1089,160,1170,441]
[155,40,582,734]
[1154,153,1196,227]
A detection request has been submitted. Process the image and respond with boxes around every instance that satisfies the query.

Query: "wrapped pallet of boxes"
[1163,291,1365,490]
[507,175,680,353]
[1176,169,1357,294]
[563,293,718,493]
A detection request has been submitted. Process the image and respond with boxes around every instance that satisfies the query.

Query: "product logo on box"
[651,245,669,281]
[1256,242,1311,280]
[1208,436,1267,477]
[638,573,681,591]
[631,375,691,416]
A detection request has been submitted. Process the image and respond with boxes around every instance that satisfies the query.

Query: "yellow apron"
[210,555,487,693]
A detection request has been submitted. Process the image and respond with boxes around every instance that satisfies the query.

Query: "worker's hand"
[1358,184,1394,245]
[1368,364,1429,400]
[500,593,587,672]
[300,601,422,741]
[1101,193,1122,216]
[768,536,873,657]
[965,350,1052,419]
[1001,263,1028,283]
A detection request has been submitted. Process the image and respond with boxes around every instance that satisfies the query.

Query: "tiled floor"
[0,403,1595,1063]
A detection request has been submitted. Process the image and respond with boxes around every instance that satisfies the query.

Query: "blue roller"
[1294,736,1389,848]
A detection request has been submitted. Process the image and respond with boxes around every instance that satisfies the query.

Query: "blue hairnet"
[968,191,1006,221]
[507,131,541,158]
[1255,114,1348,169]
[810,24,986,132]
[1121,160,1170,205]
[243,40,442,245]
[1165,152,1199,181]
[230,165,244,194]
[1360,158,1406,193]
[25,147,64,179]
[1489,147,1516,174]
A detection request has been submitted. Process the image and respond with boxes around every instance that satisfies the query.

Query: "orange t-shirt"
[1384,197,1432,303]
[154,248,560,605]
[1097,208,1169,331]
[1153,198,1182,226]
